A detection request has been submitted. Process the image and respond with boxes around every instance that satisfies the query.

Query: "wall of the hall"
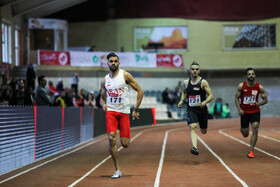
[69,18,280,70]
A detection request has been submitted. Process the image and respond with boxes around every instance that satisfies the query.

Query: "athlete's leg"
[106,111,120,171]
[189,123,198,148]
[119,113,131,148]
[199,110,208,134]
[250,122,260,152]
[108,132,120,171]
[240,128,249,137]
[240,114,249,137]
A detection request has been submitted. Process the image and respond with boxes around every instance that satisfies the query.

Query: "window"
[15,28,20,66]
[2,22,12,63]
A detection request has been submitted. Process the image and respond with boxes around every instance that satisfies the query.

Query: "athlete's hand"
[253,102,259,107]
[132,111,139,120]
[178,101,183,108]
[200,101,206,108]
[238,109,244,116]
[102,104,108,111]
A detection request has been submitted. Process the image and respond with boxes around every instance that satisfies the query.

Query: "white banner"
[132,53,157,68]
[70,51,102,67]
[70,51,157,68]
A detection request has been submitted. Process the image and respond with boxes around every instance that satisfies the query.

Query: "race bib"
[188,95,201,107]
[243,96,256,104]
[108,97,123,104]
[107,88,125,106]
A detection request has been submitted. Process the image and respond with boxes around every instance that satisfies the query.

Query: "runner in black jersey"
[178,61,213,155]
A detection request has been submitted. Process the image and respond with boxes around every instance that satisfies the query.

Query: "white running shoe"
[111,170,122,179]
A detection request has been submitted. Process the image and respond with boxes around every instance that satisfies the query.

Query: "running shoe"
[247,151,254,159]
[190,147,199,155]
[111,170,122,179]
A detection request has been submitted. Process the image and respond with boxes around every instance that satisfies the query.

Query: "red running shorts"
[106,111,130,138]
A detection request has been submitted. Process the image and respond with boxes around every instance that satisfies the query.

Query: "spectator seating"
[130,90,184,121]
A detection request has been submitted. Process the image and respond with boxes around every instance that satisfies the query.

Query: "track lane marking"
[198,136,248,187]
[154,127,185,187]
[259,134,280,143]
[0,136,107,184]
[0,123,180,184]
[68,127,157,187]
[219,129,280,160]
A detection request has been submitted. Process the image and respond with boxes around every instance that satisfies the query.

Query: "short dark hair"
[190,61,200,68]
[38,75,45,83]
[245,67,255,75]
[107,52,119,61]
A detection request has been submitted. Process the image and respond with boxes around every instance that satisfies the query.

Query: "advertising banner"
[29,18,67,30]
[134,26,188,51]
[70,51,102,67]
[131,53,157,68]
[38,50,70,66]
[157,54,184,68]
[223,24,276,49]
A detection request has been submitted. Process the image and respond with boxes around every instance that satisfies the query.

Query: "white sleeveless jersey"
[105,69,131,113]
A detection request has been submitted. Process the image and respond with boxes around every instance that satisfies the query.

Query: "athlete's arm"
[178,79,188,108]
[100,78,108,111]
[124,71,143,120]
[256,84,268,107]
[201,79,213,108]
[234,83,244,115]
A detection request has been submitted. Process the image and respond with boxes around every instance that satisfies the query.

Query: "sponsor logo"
[193,87,200,91]
[136,54,149,63]
[172,55,183,67]
[92,55,99,64]
[157,56,171,63]
[58,52,68,65]
[42,53,56,61]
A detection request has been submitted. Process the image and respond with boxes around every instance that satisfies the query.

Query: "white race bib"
[188,95,201,107]
[243,96,256,104]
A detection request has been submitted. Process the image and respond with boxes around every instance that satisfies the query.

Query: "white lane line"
[198,136,248,187]
[154,127,185,187]
[154,131,168,187]
[219,129,280,161]
[68,131,144,187]
[0,136,107,184]
[259,134,280,143]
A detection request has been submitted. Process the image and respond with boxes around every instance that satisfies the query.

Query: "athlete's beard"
[247,76,255,82]
[109,65,119,72]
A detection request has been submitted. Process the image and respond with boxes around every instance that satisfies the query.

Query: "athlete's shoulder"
[183,79,189,87]
[239,82,244,87]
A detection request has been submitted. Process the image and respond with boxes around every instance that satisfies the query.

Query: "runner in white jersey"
[100,52,143,179]
[105,69,130,113]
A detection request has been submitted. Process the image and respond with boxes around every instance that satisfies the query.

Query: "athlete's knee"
[200,128,207,134]
[189,123,197,130]
[121,138,130,148]
[240,128,249,137]
[121,143,129,148]
[251,123,259,135]
[108,132,117,146]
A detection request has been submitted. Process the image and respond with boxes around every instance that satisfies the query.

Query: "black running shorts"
[240,112,260,128]
[186,108,208,129]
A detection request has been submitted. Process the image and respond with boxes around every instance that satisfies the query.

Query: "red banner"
[156,54,184,68]
[39,51,70,66]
